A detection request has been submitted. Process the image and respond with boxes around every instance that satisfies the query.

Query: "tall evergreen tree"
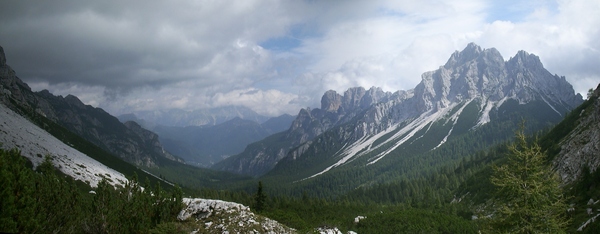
[484,128,570,233]
[254,181,267,212]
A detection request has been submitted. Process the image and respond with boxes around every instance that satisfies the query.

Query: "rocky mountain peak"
[321,90,343,112]
[64,94,87,109]
[341,87,367,111]
[415,43,582,113]
[444,42,486,68]
[320,87,390,114]
[507,50,543,71]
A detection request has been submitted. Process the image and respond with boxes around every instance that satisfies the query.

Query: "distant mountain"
[121,106,270,127]
[260,114,296,134]
[147,114,296,167]
[0,46,181,167]
[214,43,583,179]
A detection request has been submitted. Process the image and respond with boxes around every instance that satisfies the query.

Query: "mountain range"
[215,43,583,182]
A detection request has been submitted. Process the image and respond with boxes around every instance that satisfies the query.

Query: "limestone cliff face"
[554,84,600,184]
[0,45,180,167]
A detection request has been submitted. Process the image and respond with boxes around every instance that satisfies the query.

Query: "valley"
[1,41,599,233]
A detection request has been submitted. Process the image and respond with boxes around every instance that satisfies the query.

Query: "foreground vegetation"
[0,148,184,233]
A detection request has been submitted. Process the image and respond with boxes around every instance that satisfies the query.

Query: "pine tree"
[485,128,570,233]
[253,181,267,212]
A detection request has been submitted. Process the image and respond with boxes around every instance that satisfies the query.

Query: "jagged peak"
[465,42,483,53]
[367,86,384,93]
[444,42,485,68]
[297,107,312,116]
[321,90,342,112]
[508,50,543,68]
[444,43,507,70]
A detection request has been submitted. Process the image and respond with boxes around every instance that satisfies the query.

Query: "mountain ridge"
[0,45,180,167]
[215,42,583,178]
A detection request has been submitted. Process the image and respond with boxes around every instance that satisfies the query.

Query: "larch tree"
[485,128,570,233]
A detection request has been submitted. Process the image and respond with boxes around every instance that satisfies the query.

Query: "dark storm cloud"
[0,0,303,91]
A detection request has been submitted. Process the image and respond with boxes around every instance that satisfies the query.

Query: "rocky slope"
[553,83,600,184]
[216,43,583,178]
[0,45,179,167]
[0,102,128,187]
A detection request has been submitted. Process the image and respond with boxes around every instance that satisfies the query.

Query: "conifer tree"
[485,128,570,233]
[253,181,267,212]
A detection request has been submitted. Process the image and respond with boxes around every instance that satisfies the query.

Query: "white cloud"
[1,0,598,118]
[471,0,600,95]
[291,0,599,100]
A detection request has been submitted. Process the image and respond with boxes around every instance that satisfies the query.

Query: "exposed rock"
[322,90,343,112]
[553,83,600,183]
[178,198,295,233]
[315,227,357,234]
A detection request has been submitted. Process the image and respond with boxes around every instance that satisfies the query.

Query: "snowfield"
[0,103,128,187]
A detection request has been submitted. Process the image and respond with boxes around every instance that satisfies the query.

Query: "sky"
[1,0,598,117]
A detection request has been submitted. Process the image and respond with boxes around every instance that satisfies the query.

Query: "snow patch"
[540,95,562,116]
[578,213,600,232]
[476,99,494,127]
[354,215,366,223]
[367,103,459,165]
[304,101,469,180]
[0,103,128,187]
[433,99,474,150]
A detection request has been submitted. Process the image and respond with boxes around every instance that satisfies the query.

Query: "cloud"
[472,0,600,95]
[1,0,598,118]
[292,0,599,101]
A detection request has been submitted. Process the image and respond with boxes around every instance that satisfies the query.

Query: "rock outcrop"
[178,198,295,233]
